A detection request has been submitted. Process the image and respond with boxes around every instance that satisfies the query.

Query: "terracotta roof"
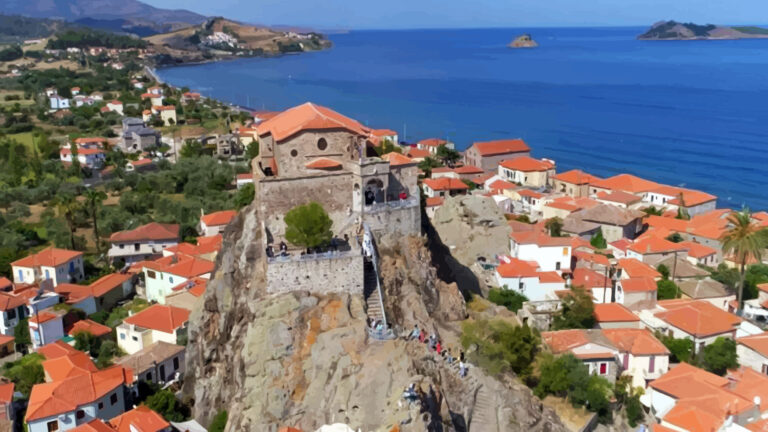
[256,102,369,142]
[596,190,642,205]
[0,383,13,404]
[382,152,414,166]
[594,303,640,323]
[0,276,11,290]
[143,254,214,279]
[26,365,133,421]
[89,273,131,297]
[201,210,237,227]
[109,222,179,243]
[737,333,768,357]
[538,271,564,284]
[60,147,105,156]
[164,236,222,258]
[590,174,659,194]
[542,329,616,359]
[471,139,530,156]
[509,230,571,247]
[236,173,253,180]
[123,304,189,334]
[30,311,59,325]
[422,177,469,192]
[153,105,175,111]
[117,341,184,376]
[109,405,171,432]
[554,169,600,185]
[42,350,99,381]
[628,236,687,255]
[12,247,82,268]
[650,362,729,399]
[130,158,153,167]
[620,277,657,293]
[171,277,208,297]
[602,328,668,355]
[572,268,610,289]
[747,418,768,432]
[644,215,690,233]
[305,157,342,169]
[655,300,741,337]
[471,173,495,186]
[496,258,539,278]
[0,291,25,312]
[71,419,118,432]
[499,156,553,172]
[454,165,484,175]
[68,319,112,338]
[405,148,431,159]
[649,185,717,207]
[425,197,444,207]
[663,402,726,432]
[617,258,661,279]
[370,128,397,137]
[678,241,716,259]
[38,340,79,359]
[517,189,544,199]
[609,238,632,253]
[573,251,610,267]
[418,138,447,147]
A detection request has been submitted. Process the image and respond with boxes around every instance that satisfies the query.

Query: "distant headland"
[638,20,768,40]
[508,34,538,48]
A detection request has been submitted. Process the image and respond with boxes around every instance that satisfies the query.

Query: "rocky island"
[638,20,768,40]
[508,33,538,48]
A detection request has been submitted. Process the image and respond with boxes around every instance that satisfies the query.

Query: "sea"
[156,27,768,210]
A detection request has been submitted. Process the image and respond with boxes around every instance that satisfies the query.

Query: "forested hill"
[0,15,71,43]
[638,20,768,40]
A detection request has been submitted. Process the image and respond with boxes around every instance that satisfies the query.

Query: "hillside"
[639,20,768,40]
[0,0,205,35]
[145,18,331,65]
[0,15,72,44]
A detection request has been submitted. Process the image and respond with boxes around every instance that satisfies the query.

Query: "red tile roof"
[172,277,208,297]
[644,215,690,233]
[517,189,544,199]
[542,329,616,359]
[422,177,469,192]
[655,300,741,337]
[153,105,175,111]
[620,277,657,293]
[382,152,414,166]
[509,230,571,247]
[594,303,640,323]
[26,365,133,421]
[573,251,610,267]
[130,158,153,167]
[628,236,687,255]
[0,292,25,312]
[38,340,79,360]
[649,185,717,207]
[0,383,13,404]
[737,333,768,357]
[650,362,730,399]
[256,102,369,142]
[471,139,530,156]
[405,148,431,159]
[499,156,553,172]
[201,210,237,227]
[596,190,642,205]
[0,276,11,290]
[370,128,397,137]
[424,197,444,208]
[164,236,222,258]
[617,258,661,279]
[538,271,564,284]
[487,179,516,191]
[71,419,118,432]
[68,319,112,338]
[572,268,610,289]
[602,328,668,355]
[89,273,131,297]
[305,157,342,169]
[590,174,659,194]
[11,247,82,268]
[418,138,447,147]
[496,258,539,278]
[143,254,214,279]
[30,311,59,325]
[553,169,600,185]
[109,223,179,243]
[109,405,171,432]
[236,173,253,180]
[678,241,717,259]
[60,147,105,156]
[42,350,99,381]
[74,137,106,145]
[123,304,189,334]
[454,165,484,175]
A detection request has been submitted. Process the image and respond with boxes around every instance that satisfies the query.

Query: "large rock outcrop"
[184,204,566,432]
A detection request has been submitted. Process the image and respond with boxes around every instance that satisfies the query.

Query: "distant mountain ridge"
[639,20,768,40]
[0,0,206,34]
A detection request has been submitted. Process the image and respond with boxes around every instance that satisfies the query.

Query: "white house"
[199,210,237,237]
[494,256,565,302]
[117,341,185,385]
[0,291,28,336]
[653,300,741,353]
[142,254,214,304]
[25,366,131,432]
[542,329,620,383]
[736,333,768,374]
[152,105,177,126]
[642,185,717,217]
[29,310,65,349]
[509,231,572,273]
[108,223,180,264]
[603,328,670,388]
[105,100,124,115]
[60,147,106,169]
[117,304,189,355]
[49,95,70,110]
[11,247,84,287]
[235,173,253,190]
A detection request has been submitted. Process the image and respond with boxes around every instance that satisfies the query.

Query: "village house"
[0,291,28,335]
[235,173,253,189]
[653,299,742,353]
[509,231,572,273]
[29,309,66,349]
[615,277,657,311]
[736,333,768,374]
[120,117,160,153]
[181,92,201,104]
[463,139,531,172]
[542,329,620,383]
[593,303,642,329]
[117,305,189,355]
[563,204,645,242]
[595,190,643,208]
[152,105,177,126]
[405,147,431,161]
[41,345,98,382]
[117,341,185,386]
[54,273,133,314]
[11,247,84,287]
[105,100,124,115]
[108,223,180,264]
[589,173,659,197]
[109,405,173,432]
[424,197,444,219]
[678,240,719,267]
[541,196,600,220]
[0,335,13,358]
[572,267,614,304]
[164,277,207,311]
[603,328,670,388]
[422,177,469,198]
[677,278,734,310]
[416,138,452,155]
[142,254,214,304]
[643,185,717,217]
[60,147,106,169]
[68,319,112,341]
[517,189,545,215]
[142,93,163,106]
[162,235,222,262]
[617,258,662,280]
[626,236,689,264]
[49,94,71,111]
[498,157,555,188]
[25,365,133,432]
[553,169,601,198]
[199,210,237,237]
[369,129,398,146]
[125,158,155,173]
[494,256,565,301]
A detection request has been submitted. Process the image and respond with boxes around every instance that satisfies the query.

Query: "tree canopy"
[284,202,333,249]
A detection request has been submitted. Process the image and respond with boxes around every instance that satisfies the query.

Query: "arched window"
[317,138,328,151]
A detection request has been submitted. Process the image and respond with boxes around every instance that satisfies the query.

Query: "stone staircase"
[364,260,385,323]
[469,384,496,432]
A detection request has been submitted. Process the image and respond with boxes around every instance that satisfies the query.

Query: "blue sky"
[149,0,767,30]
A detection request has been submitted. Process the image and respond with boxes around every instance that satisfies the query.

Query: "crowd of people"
[407,325,467,378]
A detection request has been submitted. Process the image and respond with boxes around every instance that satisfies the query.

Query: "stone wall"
[266,253,364,294]
[273,130,362,177]
[363,203,421,237]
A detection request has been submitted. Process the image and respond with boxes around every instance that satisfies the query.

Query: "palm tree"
[720,208,768,311]
[84,189,107,254]
[54,194,81,250]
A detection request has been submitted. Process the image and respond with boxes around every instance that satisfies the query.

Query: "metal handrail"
[364,223,389,332]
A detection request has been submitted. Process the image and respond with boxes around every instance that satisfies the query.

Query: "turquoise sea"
[156,27,768,210]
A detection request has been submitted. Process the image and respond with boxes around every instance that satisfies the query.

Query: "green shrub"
[488,288,528,312]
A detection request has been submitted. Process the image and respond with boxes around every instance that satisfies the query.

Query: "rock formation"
[638,20,768,40]
[508,34,538,48]
[184,203,566,431]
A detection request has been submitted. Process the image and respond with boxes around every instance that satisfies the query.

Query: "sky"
[148,0,767,30]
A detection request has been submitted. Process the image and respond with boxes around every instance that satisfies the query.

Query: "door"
[649,356,655,374]
[159,364,166,381]
[622,354,629,370]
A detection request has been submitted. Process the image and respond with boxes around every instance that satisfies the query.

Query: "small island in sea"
[508,33,538,48]
[638,20,768,40]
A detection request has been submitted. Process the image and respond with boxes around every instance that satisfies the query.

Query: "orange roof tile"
[602,328,667,355]
[596,190,642,205]
[609,238,632,253]
[74,137,106,145]
[201,210,237,227]
[425,197,444,207]
[628,236,687,255]
[574,251,610,267]
[620,277,657,293]
[572,268,610,289]
[370,128,397,137]
[26,365,133,421]
[172,277,208,297]
[143,254,214,279]
[236,173,253,180]
[737,333,768,357]
[594,303,640,323]
[153,105,175,111]
[88,273,131,297]
[747,418,768,432]
[305,157,342,169]
[256,103,370,142]
[678,241,717,259]
[650,362,729,398]
[0,291,25,312]
[510,230,572,247]
[590,174,658,194]
[109,222,179,243]
[43,350,99,381]
[30,311,59,325]
[71,419,118,432]
[68,319,112,338]
[496,258,539,278]
[655,300,741,337]
[109,405,171,432]
[422,177,469,192]
[11,247,82,268]
[0,382,13,404]
[382,152,414,167]
[487,179,516,191]
[644,215,690,233]
[0,276,11,290]
[617,258,661,279]
[471,173,495,185]
[38,340,78,359]
[471,139,530,156]
[405,148,431,159]
[499,156,553,172]
[554,169,600,185]
[542,329,616,359]
[418,138,447,147]
[123,304,189,334]
[663,402,726,432]
[538,271,564,284]
[517,189,544,199]
[454,165,484,175]
[649,185,717,207]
